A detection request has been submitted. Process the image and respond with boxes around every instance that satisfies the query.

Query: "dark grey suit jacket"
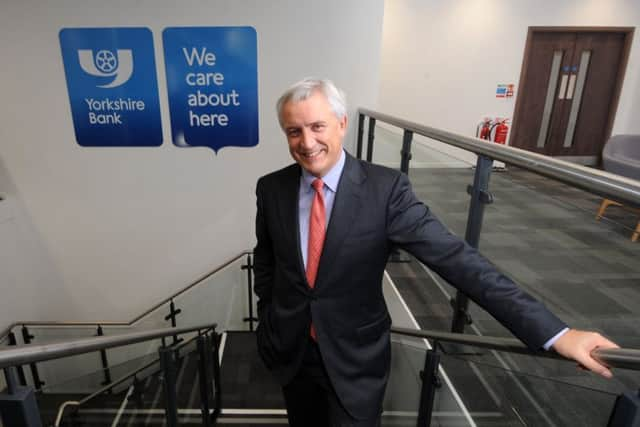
[253,152,566,420]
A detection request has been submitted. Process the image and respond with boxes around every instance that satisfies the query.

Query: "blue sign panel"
[163,27,259,153]
[59,28,162,147]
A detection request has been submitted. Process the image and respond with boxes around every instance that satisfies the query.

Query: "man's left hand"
[552,329,619,378]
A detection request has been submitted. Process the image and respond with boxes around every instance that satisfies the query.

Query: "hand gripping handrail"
[358,108,640,208]
[0,323,216,369]
[391,326,640,371]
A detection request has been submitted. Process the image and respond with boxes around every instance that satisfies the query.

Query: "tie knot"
[312,178,324,192]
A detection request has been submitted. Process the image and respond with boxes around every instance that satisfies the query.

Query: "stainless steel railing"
[0,323,216,369]
[391,326,640,371]
[358,108,640,208]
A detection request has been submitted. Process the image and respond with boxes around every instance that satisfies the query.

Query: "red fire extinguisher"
[493,118,509,144]
[477,118,493,140]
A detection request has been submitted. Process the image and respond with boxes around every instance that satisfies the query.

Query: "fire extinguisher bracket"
[466,185,494,204]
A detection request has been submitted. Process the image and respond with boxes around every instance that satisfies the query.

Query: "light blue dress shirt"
[299,150,346,270]
[296,148,566,349]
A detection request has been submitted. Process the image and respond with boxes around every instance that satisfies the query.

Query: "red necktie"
[306,178,326,340]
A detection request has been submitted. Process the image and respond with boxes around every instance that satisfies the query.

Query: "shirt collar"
[301,149,345,193]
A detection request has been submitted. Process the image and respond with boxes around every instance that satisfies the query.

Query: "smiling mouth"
[300,150,323,159]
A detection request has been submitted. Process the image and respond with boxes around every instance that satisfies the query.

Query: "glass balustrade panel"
[409,133,475,172]
[5,254,250,391]
[412,164,640,402]
[371,123,402,170]
[385,334,473,427]
[53,338,210,426]
[37,351,160,426]
[435,348,626,427]
[170,255,253,333]
[377,134,640,426]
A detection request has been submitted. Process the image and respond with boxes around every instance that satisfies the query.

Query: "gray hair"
[276,78,347,128]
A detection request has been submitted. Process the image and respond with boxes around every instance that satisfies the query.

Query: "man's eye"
[287,129,301,137]
[312,124,325,131]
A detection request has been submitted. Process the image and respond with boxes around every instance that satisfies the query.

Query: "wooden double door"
[510,28,632,165]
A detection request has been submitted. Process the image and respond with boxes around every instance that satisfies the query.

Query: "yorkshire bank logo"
[77,49,133,88]
[59,27,162,147]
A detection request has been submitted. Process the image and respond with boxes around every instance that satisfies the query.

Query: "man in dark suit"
[254,78,617,426]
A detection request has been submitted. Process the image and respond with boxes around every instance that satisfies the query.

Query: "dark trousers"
[282,338,382,427]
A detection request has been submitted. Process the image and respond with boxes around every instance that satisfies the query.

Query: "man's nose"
[300,128,314,147]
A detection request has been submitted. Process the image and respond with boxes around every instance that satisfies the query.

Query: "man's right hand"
[552,329,619,378]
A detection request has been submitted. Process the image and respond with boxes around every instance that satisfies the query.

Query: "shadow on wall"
[0,154,69,329]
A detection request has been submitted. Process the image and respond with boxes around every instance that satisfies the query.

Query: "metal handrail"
[0,323,216,369]
[359,108,640,208]
[391,326,640,371]
[0,251,250,340]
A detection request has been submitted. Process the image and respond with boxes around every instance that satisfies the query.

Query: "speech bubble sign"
[163,27,259,153]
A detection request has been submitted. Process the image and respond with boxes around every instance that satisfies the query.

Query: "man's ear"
[339,114,348,131]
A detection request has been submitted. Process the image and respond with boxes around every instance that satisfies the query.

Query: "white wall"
[0,0,384,327]
[0,158,68,324]
[378,0,640,163]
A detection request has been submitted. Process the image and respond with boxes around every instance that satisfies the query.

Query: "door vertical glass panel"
[536,50,563,148]
[563,50,592,148]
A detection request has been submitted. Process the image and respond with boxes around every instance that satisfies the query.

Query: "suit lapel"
[276,164,307,280]
[315,153,365,288]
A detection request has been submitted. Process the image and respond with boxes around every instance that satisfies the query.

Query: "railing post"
[0,367,43,427]
[451,155,494,334]
[390,129,415,264]
[132,375,144,408]
[366,117,376,162]
[159,346,179,427]
[400,130,414,174]
[196,334,213,427]
[241,254,258,331]
[210,332,222,420]
[7,333,27,386]
[356,113,365,159]
[4,367,18,395]
[20,326,44,388]
[416,348,441,427]
[96,325,112,388]
[608,389,640,426]
[164,299,183,346]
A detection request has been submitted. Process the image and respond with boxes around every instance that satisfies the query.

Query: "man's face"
[281,91,347,178]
